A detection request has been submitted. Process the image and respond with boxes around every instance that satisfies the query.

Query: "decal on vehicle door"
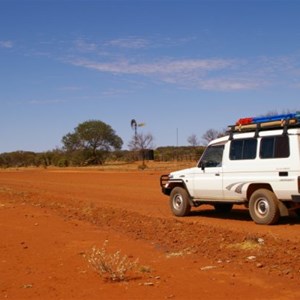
[226,182,251,194]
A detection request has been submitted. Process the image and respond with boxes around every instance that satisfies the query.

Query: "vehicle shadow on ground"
[190,207,252,222]
[189,207,300,225]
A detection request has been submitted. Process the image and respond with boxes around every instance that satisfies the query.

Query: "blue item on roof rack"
[252,112,300,124]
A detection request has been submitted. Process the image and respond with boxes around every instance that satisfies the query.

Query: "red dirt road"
[1,166,300,299]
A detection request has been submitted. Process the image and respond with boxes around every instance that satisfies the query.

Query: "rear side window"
[260,135,289,159]
[230,138,257,160]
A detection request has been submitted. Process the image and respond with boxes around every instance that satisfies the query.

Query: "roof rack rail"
[227,112,300,134]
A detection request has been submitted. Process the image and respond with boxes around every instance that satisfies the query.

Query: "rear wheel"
[170,187,191,217]
[249,189,280,225]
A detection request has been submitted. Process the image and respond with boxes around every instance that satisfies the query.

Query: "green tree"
[62,120,123,165]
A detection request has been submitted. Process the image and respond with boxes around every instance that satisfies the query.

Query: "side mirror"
[199,161,206,171]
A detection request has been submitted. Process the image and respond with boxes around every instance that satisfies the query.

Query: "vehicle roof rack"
[227,112,300,135]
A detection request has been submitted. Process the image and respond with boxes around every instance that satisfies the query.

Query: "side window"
[230,138,257,160]
[199,145,224,168]
[260,135,289,159]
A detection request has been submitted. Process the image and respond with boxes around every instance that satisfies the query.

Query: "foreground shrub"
[87,240,139,282]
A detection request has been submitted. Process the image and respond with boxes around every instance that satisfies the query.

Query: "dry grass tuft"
[227,235,264,251]
[87,240,139,282]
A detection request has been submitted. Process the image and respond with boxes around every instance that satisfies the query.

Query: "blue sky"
[1,0,300,152]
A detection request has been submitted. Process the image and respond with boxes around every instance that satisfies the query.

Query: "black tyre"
[249,189,280,225]
[214,203,233,214]
[170,187,191,217]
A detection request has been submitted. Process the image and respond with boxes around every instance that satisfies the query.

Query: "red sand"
[1,168,300,299]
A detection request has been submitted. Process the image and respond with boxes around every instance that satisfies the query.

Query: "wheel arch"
[246,183,274,202]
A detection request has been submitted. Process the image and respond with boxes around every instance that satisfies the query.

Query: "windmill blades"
[131,119,137,129]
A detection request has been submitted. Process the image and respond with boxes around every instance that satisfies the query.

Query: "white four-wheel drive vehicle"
[160,113,300,225]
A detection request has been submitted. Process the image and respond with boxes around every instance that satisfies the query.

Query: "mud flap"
[278,201,289,217]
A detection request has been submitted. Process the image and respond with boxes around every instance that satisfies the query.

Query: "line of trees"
[0,146,206,168]
[0,119,215,168]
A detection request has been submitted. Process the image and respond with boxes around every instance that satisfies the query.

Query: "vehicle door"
[191,144,224,199]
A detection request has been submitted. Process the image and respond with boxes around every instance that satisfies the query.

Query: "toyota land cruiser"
[160,113,300,225]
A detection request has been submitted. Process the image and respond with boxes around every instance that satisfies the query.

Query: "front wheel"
[170,187,191,217]
[249,189,280,225]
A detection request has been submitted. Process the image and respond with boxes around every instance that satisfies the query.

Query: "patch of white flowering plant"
[87,240,139,282]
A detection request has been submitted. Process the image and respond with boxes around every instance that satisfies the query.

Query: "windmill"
[130,119,145,148]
